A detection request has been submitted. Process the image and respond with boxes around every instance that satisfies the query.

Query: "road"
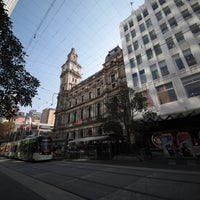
[0,157,200,200]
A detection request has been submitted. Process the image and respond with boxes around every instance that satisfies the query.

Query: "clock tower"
[60,48,82,91]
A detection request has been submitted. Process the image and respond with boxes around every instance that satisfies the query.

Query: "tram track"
[2,159,199,200]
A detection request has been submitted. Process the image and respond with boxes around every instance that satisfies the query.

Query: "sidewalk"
[84,152,200,172]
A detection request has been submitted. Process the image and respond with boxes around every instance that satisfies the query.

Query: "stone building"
[54,46,126,147]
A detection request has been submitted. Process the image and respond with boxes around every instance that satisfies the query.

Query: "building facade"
[3,0,18,16]
[40,108,55,125]
[119,0,200,116]
[119,0,200,159]
[54,46,126,144]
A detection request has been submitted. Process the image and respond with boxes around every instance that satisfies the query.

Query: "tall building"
[40,108,55,125]
[3,0,18,16]
[54,46,126,143]
[119,0,200,116]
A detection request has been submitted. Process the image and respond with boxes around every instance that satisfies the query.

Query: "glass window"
[130,58,135,68]
[139,23,146,32]
[143,9,149,17]
[125,34,130,42]
[182,74,200,97]
[146,48,153,60]
[129,20,134,28]
[173,54,185,70]
[156,11,163,21]
[97,103,101,115]
[133,41,139,50]
[156,83,177,104]
[150,64,159,80]
[190,23,200,36]
[181,9,192,20]
[159,60,169,76]
[152,2,158,10]
[175,31,185,43]
[89,92,92,100]
[191,2,200,14]
[168,17,177,28]
[132,73,138,87]
[183,49,197,67]
[163,6,171,16]
[127,45,133,54]
[139,70,147,84]
[111,74,115,83]
[137,14,142,22]
[97,88,100,96]
[160,23,168,34]
[142,35,149,45]
[124,24,128,32]
[154,44,162,55]
[175,0,184,7]
[146,18,152,28]
[136,54,142,65]
[166,37,175,49]
[150,30,157,40]
[131,29,136,38]
[158,0,166,5]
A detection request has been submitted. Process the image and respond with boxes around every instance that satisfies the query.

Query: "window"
[191,3,200,14]
[181,9,192,20]
[157,83,177,104]
[89,92,92,100]
[133,41,139,50]
[175,0,184,7]
[139,23,146,32]
[158,0,166,5]
[175,31,185,43]
[74,111,77,122]
[129,20,134,28]
[156,11,163,21]
[159,60,169,76]
[150,30,157,40]
[124,24,128,32]
[183,49,197,67]
[125,34,130,42]
[127,45,133,54]
[146,48,153,60]
[68,113,70,123]
[142,35,149,45]
[190,23,200,36]
[137,14,142,22]
[97,103,101,115]
[111,74,115,83]
[160,23,168,34]
[182,74,200,97]
[132,73,138,87]
[81,108,83,119]
[168,17,177,28]
[173,54,185,70]
[88,106,92,118]
[150,64,159,80]
[143,9,149,17]
[146,18,152,28]
[152,2,158,10]
[136,54,142,65]
[81,95,84,102]
[166,37,175,49]
[97,88,101,96]
[130,58,135,68]
[139,70,147,84]
[154,44,162,55]
[131,29,136,38]
[163,6,171,16]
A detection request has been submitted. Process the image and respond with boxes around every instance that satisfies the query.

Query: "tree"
[0,121,15,140]
[104,84,148,144]
[0,1,40,119]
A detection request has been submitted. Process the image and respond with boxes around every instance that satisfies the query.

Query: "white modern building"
[120,0,200,117]
[3,0,18,16]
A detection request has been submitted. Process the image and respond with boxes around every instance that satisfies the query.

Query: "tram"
[0,135,53,161]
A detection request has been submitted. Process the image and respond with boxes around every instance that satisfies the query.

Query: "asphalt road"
[0,157,200,200]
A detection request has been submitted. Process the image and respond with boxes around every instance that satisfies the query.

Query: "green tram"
[0,136,53,161]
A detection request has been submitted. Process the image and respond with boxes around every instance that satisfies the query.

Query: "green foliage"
[0,121,15,138]
[103,121,123,136]
[0,1,40,119]
[105,84,148,143]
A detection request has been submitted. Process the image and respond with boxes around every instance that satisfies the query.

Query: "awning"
[68,135,109,144]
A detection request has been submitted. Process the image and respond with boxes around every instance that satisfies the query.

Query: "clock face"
[73,65,78,72]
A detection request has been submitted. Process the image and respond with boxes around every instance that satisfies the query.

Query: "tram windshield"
[38,137,52,154]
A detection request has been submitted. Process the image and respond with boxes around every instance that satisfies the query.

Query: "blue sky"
[10,0,144,113]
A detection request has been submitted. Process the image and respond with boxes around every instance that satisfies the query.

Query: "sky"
[10,0,145,114]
